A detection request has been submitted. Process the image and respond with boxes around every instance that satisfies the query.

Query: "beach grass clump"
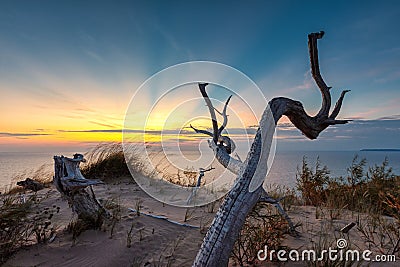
[162,167,203,187]
[81,143,130,182]
[6,164,52,195]
[295,156,330,206]
[0,193,58,264]
[296,156,400,216]
[81,142,159,183]
[0,194,33,263]
[231,202,288,266]
[100,196,122,239]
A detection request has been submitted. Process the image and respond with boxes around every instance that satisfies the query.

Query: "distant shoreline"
[360,148,400,152]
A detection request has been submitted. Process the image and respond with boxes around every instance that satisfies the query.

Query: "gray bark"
[193,31,350,266]
[53,154,108,228]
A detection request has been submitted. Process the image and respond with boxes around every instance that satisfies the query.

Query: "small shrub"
[347,155,367,186]
[231,202,288,265]
[296,156,330,206]
[296,156,400,217]
[0,194,58,264]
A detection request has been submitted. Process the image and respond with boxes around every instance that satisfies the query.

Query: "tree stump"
[53,153,108,229]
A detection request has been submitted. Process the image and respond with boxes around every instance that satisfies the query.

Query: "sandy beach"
[2,172,398,267]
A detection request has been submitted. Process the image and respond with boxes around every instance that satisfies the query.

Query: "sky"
[0,0,399,152]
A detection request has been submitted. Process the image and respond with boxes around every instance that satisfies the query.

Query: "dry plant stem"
[53,154,108,228]
[259,194,297,234]
[193,31,350,266]
[187,167,215,204]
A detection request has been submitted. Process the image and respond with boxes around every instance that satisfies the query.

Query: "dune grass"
[6,164,53,195]
[3,145,400,265]
[81,142,171,184]
[230,156,400,265]
[296,155,400,261]
[231,202,288,266]
[296,156,400,216]
[81,143,131,182]
[0,193,59,264]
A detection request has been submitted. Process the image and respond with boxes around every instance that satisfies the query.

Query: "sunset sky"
[1,0,399,152]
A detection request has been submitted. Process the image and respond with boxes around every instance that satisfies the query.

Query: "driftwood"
[128,208,199,228]
[187,167,215,204]
[16,178,44,192]
[193,31,350,266]
[53,153,108,228]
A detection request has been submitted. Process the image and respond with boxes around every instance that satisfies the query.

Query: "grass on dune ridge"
[81,142,131,182]
[5,142,146,194]
[232,156,400,265]
[296,155,400,216]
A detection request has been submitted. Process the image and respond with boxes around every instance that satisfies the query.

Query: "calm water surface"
[1,150,399,192]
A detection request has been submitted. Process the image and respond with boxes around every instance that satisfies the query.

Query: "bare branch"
[190,124,213,137]
[199,83,219,144]
[218,95,232,135]
[194,84,242,174]
[190,122,236,155]
[308,31,331,118]
[265,32,351,140]
[259,191,297,235]
[330,89,351,119]
[197,84,236,154]
[201,167,215,172]
[234,152,242,163]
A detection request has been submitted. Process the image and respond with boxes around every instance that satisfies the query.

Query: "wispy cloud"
[374,70,400,84]
[85,50,104,63]
[0,132,52,137]
[89,121,118,128]
[58,129,194,135]
[348,99,400,119]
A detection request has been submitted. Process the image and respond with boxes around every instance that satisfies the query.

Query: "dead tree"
[53,153,108,228]
[187,167,215,204]
[193,31,350,266]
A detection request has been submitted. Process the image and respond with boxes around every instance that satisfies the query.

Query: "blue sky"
[0,0,399,151]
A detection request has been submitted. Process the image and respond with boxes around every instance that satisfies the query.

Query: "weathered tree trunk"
[53,154,108,228]
[193,31,350,266]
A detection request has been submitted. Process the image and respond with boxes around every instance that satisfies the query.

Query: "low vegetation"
[296,155,400,263]
[230,155,400,265]
[0,193,59,264]
[6,164,52,195]
[82,143,131,182]
[231,202,288,266]
[296,155,400,216]
[2,146,400,265]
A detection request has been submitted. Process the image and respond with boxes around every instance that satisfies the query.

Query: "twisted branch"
[216,95,232,135]
[193,31,351,266]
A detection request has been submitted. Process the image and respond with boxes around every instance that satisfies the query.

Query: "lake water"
[0,151,79,193]
[1,150,399,193]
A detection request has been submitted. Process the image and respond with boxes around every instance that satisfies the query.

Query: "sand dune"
[4,176,399,266]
